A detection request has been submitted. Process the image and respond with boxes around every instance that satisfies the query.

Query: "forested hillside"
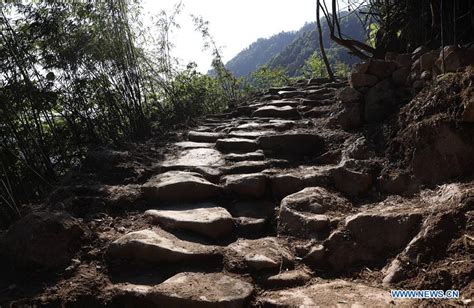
[226,11,366,77]
[224,23,314,77]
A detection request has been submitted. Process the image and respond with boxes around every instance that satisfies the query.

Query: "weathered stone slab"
[106,229,220,264]
[142,171,221,202]
[145,204,234,239]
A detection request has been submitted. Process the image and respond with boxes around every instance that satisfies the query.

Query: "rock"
[259,280,399,307]
[224,151,265,162]
[228,201,274,236]
[149,272,254,308]
[228,130,275,139]
[215,138,258,153]
[382,258,405,286]
[348,73,378,88]
[367,59,398,79]
[395,53,413,67]
[264,269,312,288]
[324,212,422,271]
[187,131,224,143]
[145,205,234,239]
[304,245,325,266]
[224,173,267,198]
[336,87,362,103]
[334,102,362,129]
[377,171,416,195]
[225,237,293,272]
[420,51,438,71]
[0,212,85,269]
[308,77,331,85]
[435,46,461,72]
[105,184,142,207]
[222,160,273,174]
[142,171,221,202]
[420,70,432,81]
[163,148,224,167]
[252,105,300,119]
[364,79,397,122]
[392,67,410,86]
[278,90,305,98]
[408,121,474,184]
[106,229,220,264]
[306,92,333,101]
[278,187,351,238]
[270,174,305,199]
[174,141,215,149]
[344,137,374,160]
[462,96,474,122]
[268,86,296,95]
[257,133,325,157]
[351,62,370,74]
[412,80,424,90]
[412,45,428,58]
[331,165,373,197]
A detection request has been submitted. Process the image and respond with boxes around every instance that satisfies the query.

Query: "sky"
[141,0,318,72]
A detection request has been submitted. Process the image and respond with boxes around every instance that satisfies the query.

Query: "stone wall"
[335,45,474,128]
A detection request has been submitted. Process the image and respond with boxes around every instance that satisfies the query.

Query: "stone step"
[187,131,224,142]
[142,171,221,202]
[216,138,258,153]
[277,187,352,239]
[145,204,234,239]
[224,151,265,162]
[257,133,325,157]
[174,141,215,149]
[105,229,221,265]
[223,173,267,198]
[252,105,300,119]
[259,279,406,306]
[228,130,276,139]
[225,237,294,273]
[162,148,224,168]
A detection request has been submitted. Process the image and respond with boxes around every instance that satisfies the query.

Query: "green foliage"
[0,1,234,227]
[248,65,290,91]
[334,61,350,78]
[368,23,379,48]
[300,52,328,78]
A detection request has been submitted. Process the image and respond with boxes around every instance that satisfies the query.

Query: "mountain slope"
[225,11,367,77]
[224,23,314,78]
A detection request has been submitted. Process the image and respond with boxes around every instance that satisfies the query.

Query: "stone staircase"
[96,77,422,307]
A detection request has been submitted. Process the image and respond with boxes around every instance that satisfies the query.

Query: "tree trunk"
[316,0,335,80]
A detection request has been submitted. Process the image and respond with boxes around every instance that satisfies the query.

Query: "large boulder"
[364,79,397,122]
[349,73,378,88]
[141,171,221,202]
[278,187,352,238]
[419,51,438,71]
[0,212,85,270]
[324,212,422,271]
[367,59,398,79]
[257,133,325,157]
[336,87,362,104]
